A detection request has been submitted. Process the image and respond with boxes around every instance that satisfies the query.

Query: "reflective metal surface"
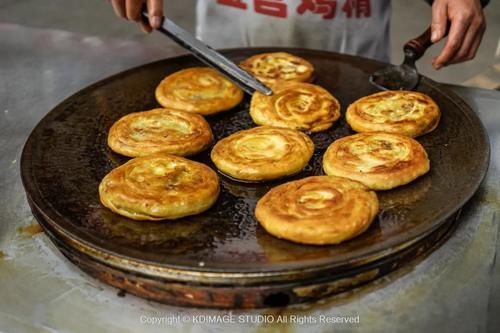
[1,23,499,332]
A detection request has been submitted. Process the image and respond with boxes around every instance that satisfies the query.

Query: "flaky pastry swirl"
[99,154,220,220]
[240,52,314,84]
[211,126,314,181]
[250,81,340,133]
[255,176,379,245]
[323,132,430,190]
[346,91,440,137]
[155,67,244,115]
[107,108,213,157]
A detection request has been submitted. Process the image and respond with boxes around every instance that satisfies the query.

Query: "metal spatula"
[370,26,441,91]
[371,0,487,91]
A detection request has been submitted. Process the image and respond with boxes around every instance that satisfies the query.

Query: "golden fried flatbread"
[323,132,430,190]
[155,67,244,115]
[107,108,213,157]
[99,154,220,220]
[210,126,314,181]
[255,176,379,245]
[250,81,340,133]
[240,52,314,84]
[346,90,440,137]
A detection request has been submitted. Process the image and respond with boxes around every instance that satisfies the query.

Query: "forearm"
[423,0,489,7]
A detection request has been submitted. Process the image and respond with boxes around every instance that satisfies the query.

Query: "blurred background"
[0,0,499,87]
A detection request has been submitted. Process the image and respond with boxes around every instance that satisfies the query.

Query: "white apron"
[196,0,391,62]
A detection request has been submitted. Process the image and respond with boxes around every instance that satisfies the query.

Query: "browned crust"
[240,52,314,85]
[250,81,341,133]
[255,176,379,245]
[155,67,244,115]
[210,126,314,181]
[323,132,430,190]
[107,108,213,157]
[346,90,441,138]
[99,154,220,220]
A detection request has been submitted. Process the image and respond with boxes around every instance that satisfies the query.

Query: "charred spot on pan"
[263,292,291,307]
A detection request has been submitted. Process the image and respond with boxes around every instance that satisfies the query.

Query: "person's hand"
[110,0,163,33]
[430,0,486,69]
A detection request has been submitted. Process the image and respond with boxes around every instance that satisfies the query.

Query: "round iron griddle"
[21,48,489,308]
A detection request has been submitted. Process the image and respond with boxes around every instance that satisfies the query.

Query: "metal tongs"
[141,10,272,96]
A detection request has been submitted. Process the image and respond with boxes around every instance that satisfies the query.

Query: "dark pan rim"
[20,48,491,282]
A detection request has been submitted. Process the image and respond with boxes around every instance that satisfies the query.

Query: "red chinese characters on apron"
[196,0,391,62]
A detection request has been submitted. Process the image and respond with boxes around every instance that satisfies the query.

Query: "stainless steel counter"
[1,23,499,333]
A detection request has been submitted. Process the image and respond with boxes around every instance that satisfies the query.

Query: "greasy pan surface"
[21,48,489,280]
